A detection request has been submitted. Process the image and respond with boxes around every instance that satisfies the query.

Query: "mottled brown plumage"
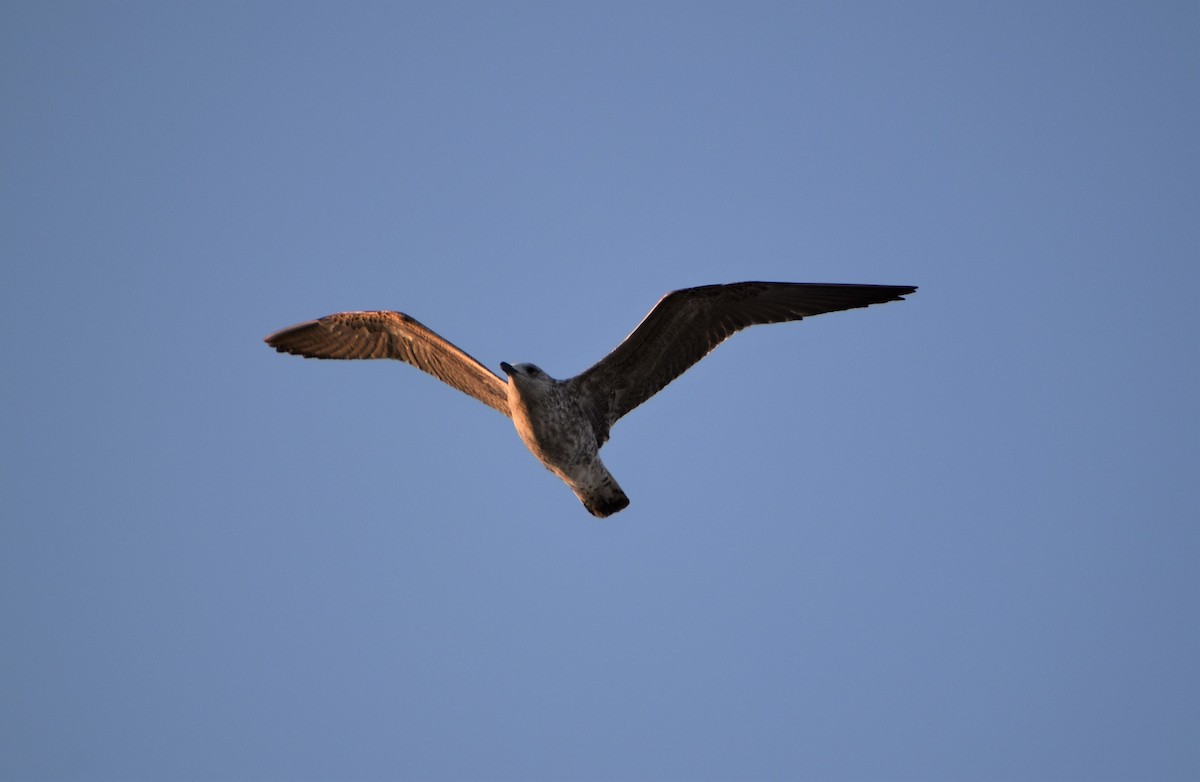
[265,281,916,516]
[265,310,509,415]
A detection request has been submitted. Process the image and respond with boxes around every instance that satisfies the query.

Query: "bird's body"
[265,281,915,517]
[502,362,629,516]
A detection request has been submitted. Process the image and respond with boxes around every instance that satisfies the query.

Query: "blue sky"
[2,2,1197,780]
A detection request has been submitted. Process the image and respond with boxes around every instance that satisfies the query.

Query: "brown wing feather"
[264,311,510,416]
[569,282,916,441]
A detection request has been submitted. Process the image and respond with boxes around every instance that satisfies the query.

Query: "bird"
[264,281,916,517]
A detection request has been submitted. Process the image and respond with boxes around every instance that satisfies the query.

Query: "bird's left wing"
[568,282,915,442]
[265,311,510,416]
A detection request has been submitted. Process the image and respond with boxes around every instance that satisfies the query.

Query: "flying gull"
[265,281,916,517]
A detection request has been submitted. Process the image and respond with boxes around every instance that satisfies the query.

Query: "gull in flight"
[265,281,916,517]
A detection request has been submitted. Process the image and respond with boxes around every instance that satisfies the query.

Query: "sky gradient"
[2,2,1197,780]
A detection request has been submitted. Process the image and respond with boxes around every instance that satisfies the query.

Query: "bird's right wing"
[265,311,511,417]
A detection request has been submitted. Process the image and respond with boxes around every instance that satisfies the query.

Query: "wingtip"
[263,318,321,353]
[262,329,290,352]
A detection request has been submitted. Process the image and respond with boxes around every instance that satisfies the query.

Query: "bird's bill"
[499,361,514,376]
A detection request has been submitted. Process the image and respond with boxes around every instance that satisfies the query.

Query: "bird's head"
[499,362,556,408]
[499,362,549,383]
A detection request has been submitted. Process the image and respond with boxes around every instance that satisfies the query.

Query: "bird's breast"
[507,385,596,468]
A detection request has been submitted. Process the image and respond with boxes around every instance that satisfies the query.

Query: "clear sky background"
[2,2,1197,780]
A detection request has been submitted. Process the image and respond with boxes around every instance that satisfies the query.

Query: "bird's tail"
[575,473,630,518]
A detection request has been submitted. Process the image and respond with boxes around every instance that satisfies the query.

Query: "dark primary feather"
[264,311,510,416]
[569,282,916,442]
